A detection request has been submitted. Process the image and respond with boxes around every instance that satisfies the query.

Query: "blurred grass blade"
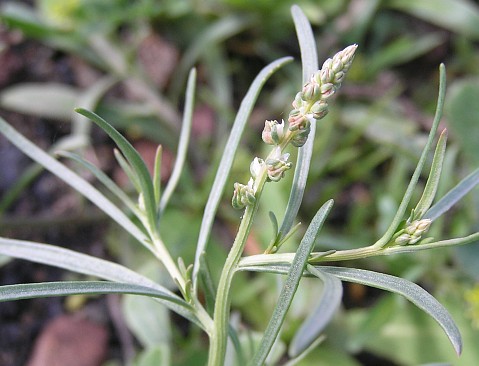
[249,200,334,365]
[0,116,149,247]
[373,64,446,248]
[288,265,343,357]
[0,237,198,322]
[389,0,479,40]
[413,129,448,220]
[316,266,462,356]
[159,68,195,216]
[425,166,479,221]
[75,108,157,229]
[192,56,293,292]
[57,151,139,216]
[170,15,252,102]
[279,5,319,239]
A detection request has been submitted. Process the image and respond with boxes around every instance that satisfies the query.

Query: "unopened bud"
[310,100,329,120]
[232,179,256,210]
[262,120,285,145]
[250,157,264,179]
[266,153,292,182]
[291,126,311,147]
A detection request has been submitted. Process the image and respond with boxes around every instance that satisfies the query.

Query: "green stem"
[208,201,261,365]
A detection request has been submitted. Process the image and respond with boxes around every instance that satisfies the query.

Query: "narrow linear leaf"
[75,108,157,229]
[0,237,197,323]
[249,200,334,365]
[57,151,139,215]
[315,266,462,356]
[425,166,479,221]
[114,148,142,193]
[0,281,177,303]
[159,68,195,216]
[288,265,343,357]
[238,263,462,356]
[153,145,163,207]
[0,116,149,247]
[373,64,446,248]
[192,56,293,292]
[279,5,319,239]
[283,335,326,366]
[413,129,448,220]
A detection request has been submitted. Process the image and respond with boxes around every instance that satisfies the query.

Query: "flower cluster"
[232,44,357,209]
[288,44,357,147]
[394,219,432,245]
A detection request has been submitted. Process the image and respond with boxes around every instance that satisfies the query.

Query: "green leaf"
[57,150,139,216]
[238,263,462,356]
[0,82,79,120]
[0,237,197,323]
[249,200,334,365]
[425,166,479,221]
[279,5,319,239]
[75,108,158,230]
[0,2,56,38]
[159,68,195,216]
[288,265,343,357]
[373,64,446,248]
[191,56,293,292]
[0,280,173,301]
[123,295,171,349]
[114,148,142,193]
[134,346,170,366]
[153,145,162,208]
[0,116,149,247]
[389,0,479,40]
[445,78,479,166]
[412,129,448,220]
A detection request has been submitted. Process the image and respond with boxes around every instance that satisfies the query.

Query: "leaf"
[425,167,479,221]
[413,129,448,220]
[57,151,139,215]
[0,116,149,247]
[124,295,171,348]
[239,263,462,356]
[191,56,293,292]
[373,64,446,248]
[153,145,162,207]
[445,78,479,166]
[314,267,462,356]
[159,68,195,216]
[389,0,479,40]
[0,237,197,323]
[0,281,178,302]
[0,82,79,120]
[288,265,343,357]
[0,2,56,38]
[249,200,334,365]
[278,5,319,239]
[75,108,158,230]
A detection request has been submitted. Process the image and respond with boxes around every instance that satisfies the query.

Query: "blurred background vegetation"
[1,0,479,365]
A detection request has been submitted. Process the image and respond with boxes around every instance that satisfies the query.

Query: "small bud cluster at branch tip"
[232,179,256,210]
[232,45,357,209]
[288,44,357,147]
[395,219,432,245]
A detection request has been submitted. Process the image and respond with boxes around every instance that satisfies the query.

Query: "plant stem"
[208,203,258,365]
